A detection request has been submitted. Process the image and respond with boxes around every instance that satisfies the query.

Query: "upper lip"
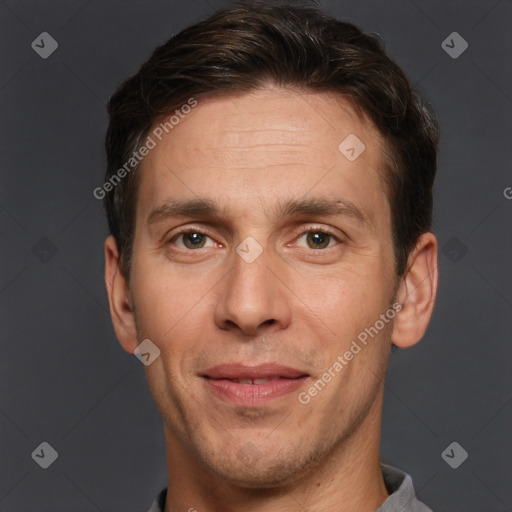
[201,363,308,380]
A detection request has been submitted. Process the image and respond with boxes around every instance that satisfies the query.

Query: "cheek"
[285,266,396,368]
[291,261,389,320]
[130,260,219,382]
[129,264,186,342]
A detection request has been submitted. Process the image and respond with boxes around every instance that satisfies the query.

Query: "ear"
[104,235,139,354]
[392,232,438,348]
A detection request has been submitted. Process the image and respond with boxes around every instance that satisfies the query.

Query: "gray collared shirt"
[147,463,433,512]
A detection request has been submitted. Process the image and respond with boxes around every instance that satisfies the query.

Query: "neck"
[164,396,389,512]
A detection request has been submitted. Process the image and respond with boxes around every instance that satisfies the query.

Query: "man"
[102,2,439,511]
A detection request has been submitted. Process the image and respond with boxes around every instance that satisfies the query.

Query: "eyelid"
[290,225,345,244]
[165,224,345,248]
[166,226,220,248]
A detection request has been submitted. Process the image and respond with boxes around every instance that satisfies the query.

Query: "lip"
[201,363,309,407]
[202,363,307,380]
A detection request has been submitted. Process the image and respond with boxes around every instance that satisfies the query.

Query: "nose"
[213,240,292,337]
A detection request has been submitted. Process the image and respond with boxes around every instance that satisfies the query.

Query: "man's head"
[103,0,439,498]
[104,1,438,282]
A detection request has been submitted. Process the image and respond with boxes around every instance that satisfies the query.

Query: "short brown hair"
[104,0,439,279]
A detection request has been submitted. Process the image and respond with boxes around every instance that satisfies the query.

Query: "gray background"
[1,0,511,511]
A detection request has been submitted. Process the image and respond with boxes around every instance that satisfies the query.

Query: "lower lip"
[203,377,308,406]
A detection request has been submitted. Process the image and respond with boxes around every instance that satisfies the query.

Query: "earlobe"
[391,232,438,349]
[104,235,139,353]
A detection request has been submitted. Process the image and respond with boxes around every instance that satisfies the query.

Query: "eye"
[171,231,217,250]
[295,230,340,250]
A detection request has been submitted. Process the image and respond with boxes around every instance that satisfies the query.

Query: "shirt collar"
[376,464,433,512]
[148,464,432,512]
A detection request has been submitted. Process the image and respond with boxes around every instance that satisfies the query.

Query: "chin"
[198,442,318,490]
[214,462,298,489]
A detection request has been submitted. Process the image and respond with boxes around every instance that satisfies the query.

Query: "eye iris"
[307,232,330,249]
[183,232,206,249]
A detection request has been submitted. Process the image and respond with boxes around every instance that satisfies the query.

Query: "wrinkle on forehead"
[149,88,378,176]
[137,86,390,237]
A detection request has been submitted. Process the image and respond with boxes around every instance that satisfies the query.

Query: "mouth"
[216,377,284,385]
[201,363,310,406]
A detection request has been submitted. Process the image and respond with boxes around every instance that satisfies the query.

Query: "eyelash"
[296,229,342,250]
[168,229,219,250]
[167,226,343,251]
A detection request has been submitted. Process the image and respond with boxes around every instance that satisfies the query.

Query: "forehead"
[136,87,389,222]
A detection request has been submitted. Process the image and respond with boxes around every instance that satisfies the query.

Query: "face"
[125,88,399,486]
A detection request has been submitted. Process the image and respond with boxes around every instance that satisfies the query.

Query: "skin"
[104,86,438,512]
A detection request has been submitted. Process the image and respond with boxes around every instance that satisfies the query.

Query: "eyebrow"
[146,196,373,229]
[278,197,372,228]
[147,198,223,227]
